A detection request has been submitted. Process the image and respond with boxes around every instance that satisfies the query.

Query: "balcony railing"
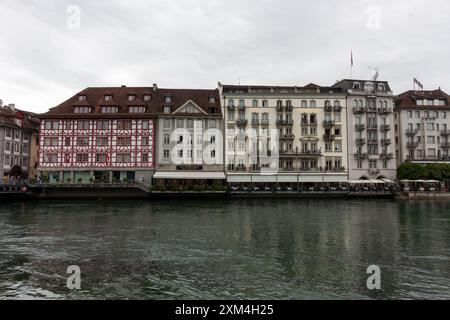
[378,108,392,115]
[276,119,294,126]
[260,119,270,126]
[227,105,236,110]
[251,119,260,126]
[380,125,391,132]
[323,134,336,141]
[367,139,379,145]
[352,107,367,114]
[236,119,248,127]
[354,152,368,160]
[323,120,335,127]
[367,124,378,130]
[238,105,246,111]
[324,105,333,112]
[441,142,450,149]
[407,141,419,148]
[380,139,391,146]
[355,138,366,146]
[355,124,365,131]
[334,105,343,112]
[276,105,284,112]
[285,105,294,112]
[380,152,393,160]
[280,134,295,140]
[440,129,450,137]
[406,128,419,136]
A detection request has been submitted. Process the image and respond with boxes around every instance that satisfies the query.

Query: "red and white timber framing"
[38,119,155,169]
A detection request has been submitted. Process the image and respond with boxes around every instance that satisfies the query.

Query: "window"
[209,97,216,103]
[415,111,420,119]
[334,142,342,152]
[262,100,269,107]
[77,137,89,146]
[335,128,341,136]
[97,137,108,146]
[96,154,107,163]
[211,150,216,158]
[165,96,172,103]
[142,120,149,129]
[14,130,21,140]
[176,119,184,128]
[163,119,171,128]
[310,100,316,108]
[96,120,109,130]
[128,95,136,101]
[209,120,217,129]
[143,95,151,101]
[76,153,89,163]
[163,149,170,159]
[65,121,71,130]
[164,106,171,114]
[104,95,113,101]
[210,136,216,144]
[5,128,11,137]
[44,121,59,130]
[186,119,194,129]
[79,95,87,101]
[117,120,132,130]
[101,106,119,113]
[142,153,149,162]
[129,106,145,113]
[116,153,131,163]
[117,137,131,146]
[252,100,258,107]
[407,111,413,119]
[74,107,92,114]
[65,137,71,147]
[142,137,149,146]
[325,143,332,152]
[77,121,90,130]
[43,153,58,164]
[163,134,170,145]
[44,137,58,146]
[301,100,307,108]
[427,136,435,144]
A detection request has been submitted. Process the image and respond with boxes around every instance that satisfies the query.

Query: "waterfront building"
[153,88,226,187]
[332,80,397,181]
[394,89,450,165]
[38,86,157,184]
[219,83,349,187]
[0,100,39,180]
[37,85,225,187]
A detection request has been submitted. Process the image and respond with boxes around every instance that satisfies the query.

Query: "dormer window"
[129,106,145,113]
[105,95,113,101]
[209,97,216,103]
[78,95,87,102]
[165,96,172,103]
[74,106,92,114]
[101,106,119,113]
[353,82,361,90]
[164,106,171,114]
[128,95,136,101]
[364,82,374,91]
[377,84,385,91]
[143,95,151,101]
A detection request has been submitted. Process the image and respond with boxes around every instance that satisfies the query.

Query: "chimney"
[0,99,3,108]
[9,103,15,110]
[121,85,126,88]
[153,83,158,92]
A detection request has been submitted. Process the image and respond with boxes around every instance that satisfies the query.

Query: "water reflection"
[0,199,449,299]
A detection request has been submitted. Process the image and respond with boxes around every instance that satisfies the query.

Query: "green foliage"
[398,163,450,181]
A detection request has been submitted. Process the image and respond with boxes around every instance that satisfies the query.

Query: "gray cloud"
[1,0,450,113]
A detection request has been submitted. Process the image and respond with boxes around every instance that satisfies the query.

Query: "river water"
[0,199,449,300]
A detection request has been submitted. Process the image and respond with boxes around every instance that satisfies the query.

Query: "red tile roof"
[39,86,221,119]
[0,107,39,131]
[395,89,450,110]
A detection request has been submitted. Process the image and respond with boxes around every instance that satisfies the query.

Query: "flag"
[414,78,423,90]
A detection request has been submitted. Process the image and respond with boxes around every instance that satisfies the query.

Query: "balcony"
[380,152,393,160]
[378,108,392,115]
[367,139,379,145]
[380,139,391,146]
[406,128,419,136]
[276,119,294,127]
[280,134,295,140]
[323,134,336,141]
[227,104,236,110]
[355,124,365,131]
[440,129,450,137]
[407,141,419,149]
[352,107,367,114]
[380,125,391,132]
[354,152,368,160]
[298,149,322,157]
[235,165,247,172]
[334,105,343,112]
[323,120,335,128]
[324,105,333,112]
[251,119,260,126]
[260,119,270,126]
[441,142,450,149]
[369,168,381,175]
[355,138,366,146]
[367,124,378,130]
[301,121,309,126]
[276,105,284,112]
[238,105,246,111]
[285,105,294,112]
[236,119,248,127]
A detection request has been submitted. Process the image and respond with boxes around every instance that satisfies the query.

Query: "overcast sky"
[1,0,450,113]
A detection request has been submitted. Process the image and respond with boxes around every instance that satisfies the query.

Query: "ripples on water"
[0,199,449,300]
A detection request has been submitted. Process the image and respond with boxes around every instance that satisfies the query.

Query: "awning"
[153,171,226,180]
[381,178,394,184]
